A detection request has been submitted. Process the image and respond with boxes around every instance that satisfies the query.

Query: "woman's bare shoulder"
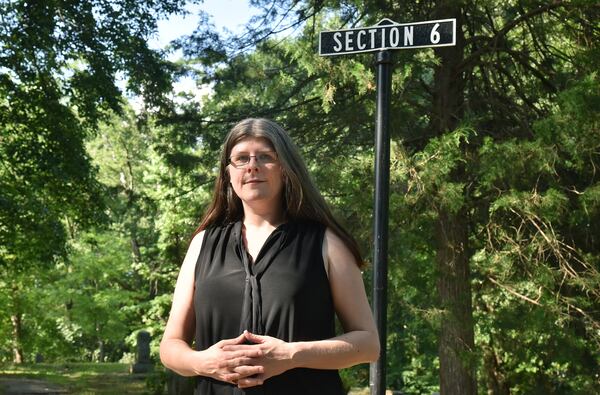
[181,230,206,272]
[324,228,358,269]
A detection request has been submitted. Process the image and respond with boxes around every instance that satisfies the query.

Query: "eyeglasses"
[228,151,278,168]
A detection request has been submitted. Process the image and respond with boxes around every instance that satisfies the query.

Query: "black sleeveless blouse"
[193,220,345,395]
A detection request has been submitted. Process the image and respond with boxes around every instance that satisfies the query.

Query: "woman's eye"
[258,153,273,162]
[236,155,250,162]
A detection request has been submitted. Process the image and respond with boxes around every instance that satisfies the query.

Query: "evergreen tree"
[173,0,600,393]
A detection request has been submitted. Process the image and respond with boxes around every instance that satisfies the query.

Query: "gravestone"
[130,330,153,374]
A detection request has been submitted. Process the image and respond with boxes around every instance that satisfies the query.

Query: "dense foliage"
[0,0,189,363]
[1,1,598,394]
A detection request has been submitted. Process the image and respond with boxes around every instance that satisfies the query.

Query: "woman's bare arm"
[290,227,380,368]
[159,231,204,376]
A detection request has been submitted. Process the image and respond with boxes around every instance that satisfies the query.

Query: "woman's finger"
[222,344,262,354]
[222,356,256,369]
[233,364,264,378]
[236,374,265,388]
[243,331,267,343]
[218,332,247,346]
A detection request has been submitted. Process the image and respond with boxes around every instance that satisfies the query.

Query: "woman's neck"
[242,204,286,229]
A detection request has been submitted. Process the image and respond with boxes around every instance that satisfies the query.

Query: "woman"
[160,118,379,394]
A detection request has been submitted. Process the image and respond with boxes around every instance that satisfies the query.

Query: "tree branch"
[487,276,542,306]
[460,0,566,72]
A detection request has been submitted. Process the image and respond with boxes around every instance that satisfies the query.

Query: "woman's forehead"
[230,136,274,152]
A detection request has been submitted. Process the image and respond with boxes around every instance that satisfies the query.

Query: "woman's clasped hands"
[198,330,294,389]
[195,331,263,386]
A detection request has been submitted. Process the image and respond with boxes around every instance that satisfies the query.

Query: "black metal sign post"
[371,48,392,395]
[319,17,456,395]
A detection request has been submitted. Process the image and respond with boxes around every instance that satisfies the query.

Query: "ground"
[0,363,147,394]
[0,377,68,394]
[0,363,376,394]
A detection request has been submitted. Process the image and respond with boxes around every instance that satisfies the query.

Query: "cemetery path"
[0,377,68,394]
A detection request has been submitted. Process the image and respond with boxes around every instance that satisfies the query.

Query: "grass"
[0,363,373,394]
[0,362,152,394]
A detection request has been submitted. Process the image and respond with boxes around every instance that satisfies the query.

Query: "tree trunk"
[131,237,142,262]
[483,345,510,395]
[98,339,105,362]
[436,209,476,395]
[431,2,477,394]
[480,301,510,394]
[11,313,24,364]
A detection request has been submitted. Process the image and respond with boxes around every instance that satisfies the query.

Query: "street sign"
[318,16,457,395]
[319,18,456,56]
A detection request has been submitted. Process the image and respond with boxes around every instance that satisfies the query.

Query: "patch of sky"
[125,0,258,111]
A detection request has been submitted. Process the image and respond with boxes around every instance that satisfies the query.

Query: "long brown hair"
[194,118,364,268]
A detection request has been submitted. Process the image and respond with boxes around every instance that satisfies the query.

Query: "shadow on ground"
[0,377,68,394]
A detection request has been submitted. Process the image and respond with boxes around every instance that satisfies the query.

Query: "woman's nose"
[246,157,259,171]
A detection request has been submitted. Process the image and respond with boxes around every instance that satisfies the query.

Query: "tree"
[0,0,188,363]
[86,107,210,355]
